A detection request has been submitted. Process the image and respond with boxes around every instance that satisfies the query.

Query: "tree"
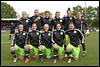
[91,6,99,27]
[1,2,17,18]
[85,6,99,27]
[40,12,44,17]
[72,5,83,17]
[72,5,99,28]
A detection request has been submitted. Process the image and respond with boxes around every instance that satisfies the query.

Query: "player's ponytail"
[67,8,71,13]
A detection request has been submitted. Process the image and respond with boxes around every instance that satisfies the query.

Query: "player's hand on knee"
[24,44,29,50]
[38,45,42,51]
[38,45,45,51]
[52,43,59,49]
[66,47,71,52]
[10,46,16,52]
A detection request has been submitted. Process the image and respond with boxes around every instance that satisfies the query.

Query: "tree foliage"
[1,2,17,18]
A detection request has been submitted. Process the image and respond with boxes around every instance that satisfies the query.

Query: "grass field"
[1,32,99,66]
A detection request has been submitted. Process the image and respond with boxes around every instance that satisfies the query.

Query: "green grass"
[1,32,99,66]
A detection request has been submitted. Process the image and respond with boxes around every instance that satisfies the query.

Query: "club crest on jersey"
[74,30,77,33]
[37,32,39,35]
[38,17,40,19]
[26,20,28,22]
[49,19,51,21]
[48,33,51,36]
[60,32,63,35]
[23,33,25,35]
[70,17,72,20]
[60,20,62,22]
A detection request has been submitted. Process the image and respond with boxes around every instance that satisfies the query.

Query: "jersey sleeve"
[11,33,16,46]
[77,29,85,43]
[51,31,55,44]
[25,32,29,45]
[83,20,88,30]
[52,32,55,44]
[39,32,42,45]
[62,17,65,25]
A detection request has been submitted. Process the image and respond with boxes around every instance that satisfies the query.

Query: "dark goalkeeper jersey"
[27,30,40,48]
[53,30,65,47]
[66,29,84,47]
[12,31,28,48]
[41,31,54,48]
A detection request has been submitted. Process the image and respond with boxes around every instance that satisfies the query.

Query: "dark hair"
[32,22,37,26]
[68,20,76,27]
[56,22,62,27]
[68,8,70,11]
[69,22,74,25]
[44,23,49,26]
[18,23,24,31]
[67,8,71,13]
[45,11,50,14]
[55,11,60,14]
[18,23,24,27]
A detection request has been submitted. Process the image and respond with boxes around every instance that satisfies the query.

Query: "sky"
[1,1,99,18]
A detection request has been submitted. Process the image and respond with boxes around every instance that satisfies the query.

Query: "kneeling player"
[10,24,28,63]
[52,23,66,64]
[65,21,84,63]
[24,23,40,63]
[38,23,53,63]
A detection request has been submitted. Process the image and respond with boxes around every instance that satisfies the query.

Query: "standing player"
[52,11,63,29]
[62,8,75,31]
[75,11,87,56]
[30,9,43,30]
[18,11,30,32]
[52,23,66,64]
[24,23,41,63]
[9,22,16,40]
[10,24,28,63]
[43,11,53,31]
[38,23,54,63]
[65,21,84,63]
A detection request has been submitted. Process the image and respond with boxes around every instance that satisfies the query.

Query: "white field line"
[1,42,11,44]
